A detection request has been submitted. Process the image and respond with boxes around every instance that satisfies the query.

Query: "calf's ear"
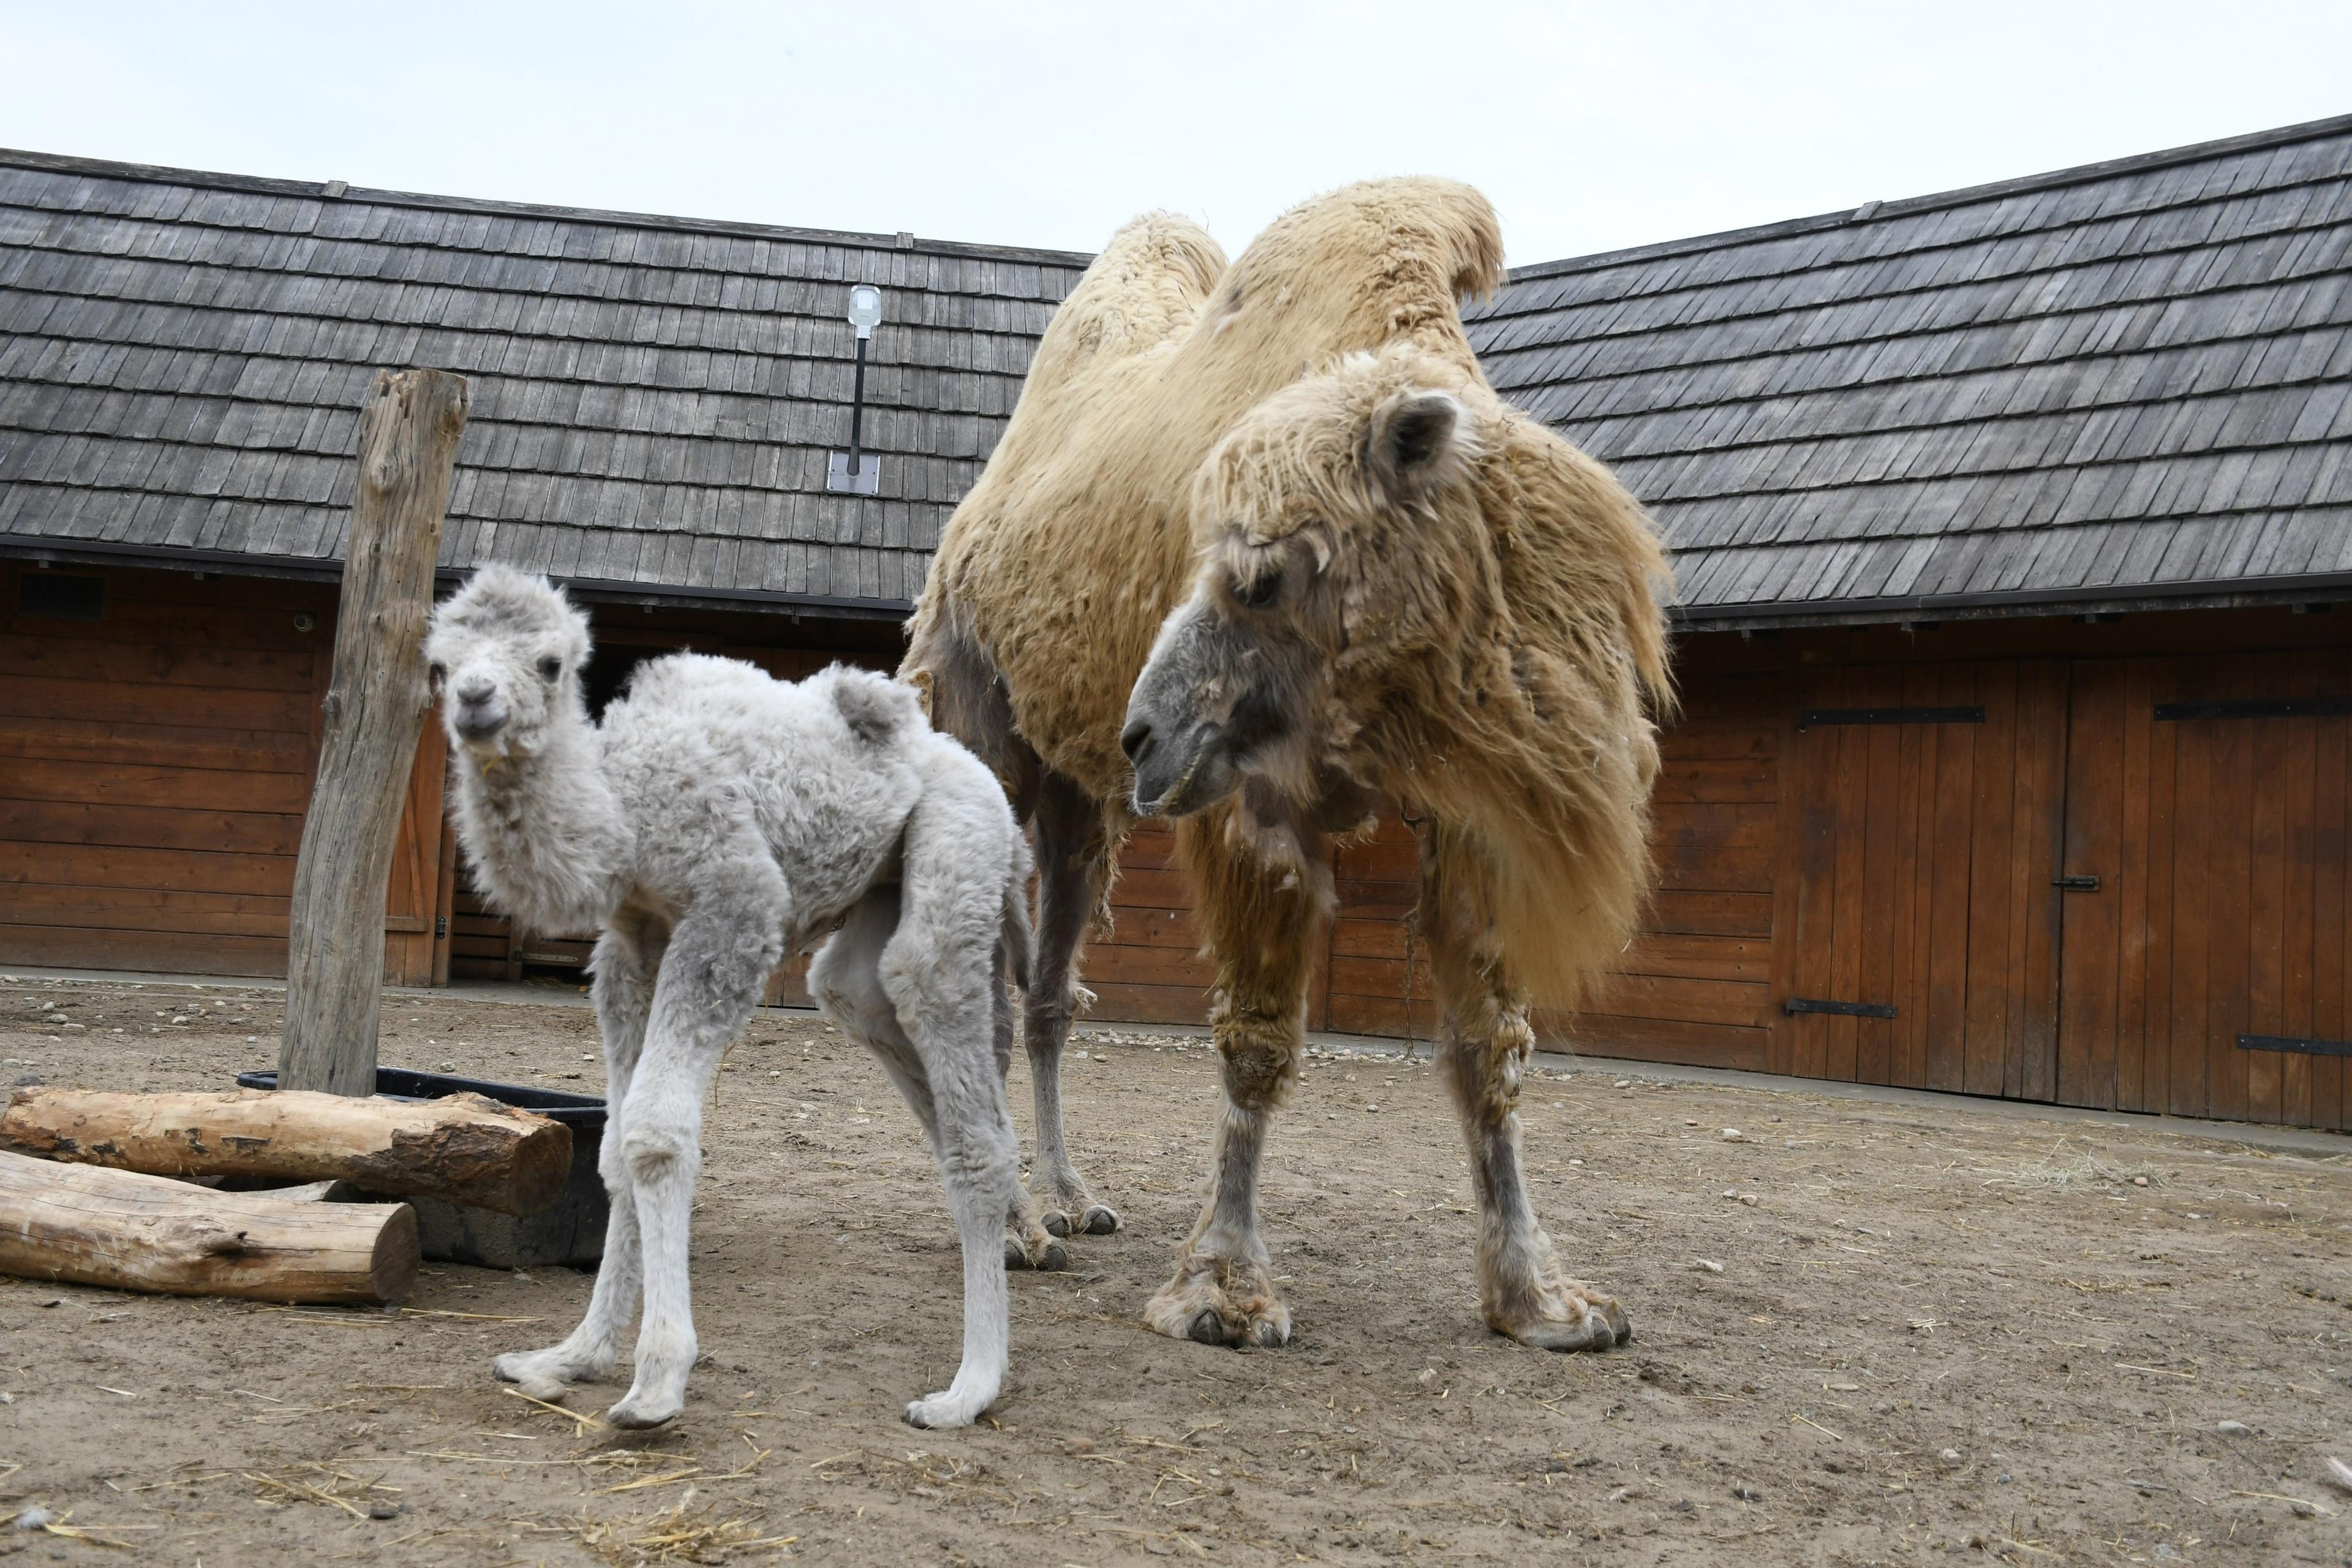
[1364,388,1469,502]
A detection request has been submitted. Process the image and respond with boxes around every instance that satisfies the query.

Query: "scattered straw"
[503,1384,607,1431]
[571,1498,793,1563]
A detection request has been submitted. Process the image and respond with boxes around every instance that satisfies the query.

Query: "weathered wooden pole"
[281,369,470,1095]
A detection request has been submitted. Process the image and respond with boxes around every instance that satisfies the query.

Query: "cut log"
[281,366,470,1096]
[0,1149,417,1305]
[1,1087,571,1216]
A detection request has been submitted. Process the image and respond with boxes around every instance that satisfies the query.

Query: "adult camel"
[902,178,1672,1352]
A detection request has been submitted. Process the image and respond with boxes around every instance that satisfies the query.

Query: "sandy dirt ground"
[1,972,2348,1567]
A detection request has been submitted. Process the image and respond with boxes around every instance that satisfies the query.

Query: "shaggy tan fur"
[905,177,1672,1352]
[912,181,1511,783]
[910,178,1667,1007]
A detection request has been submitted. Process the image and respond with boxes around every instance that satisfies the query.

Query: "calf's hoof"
[905,1387,993,1429]
[605,1387,685,1430]
[493,1346,607,1389]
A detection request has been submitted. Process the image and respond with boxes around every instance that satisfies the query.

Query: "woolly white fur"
[427,565,1033,1430]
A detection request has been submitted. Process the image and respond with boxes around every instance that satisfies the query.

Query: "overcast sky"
[2,2,2346,266]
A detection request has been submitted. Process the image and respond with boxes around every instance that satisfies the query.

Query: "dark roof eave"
[0,537,913,622]
[1672,568,2352,631]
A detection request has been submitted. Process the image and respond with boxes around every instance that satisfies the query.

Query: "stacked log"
[0,1150,417,1304]
[1,1086,571,1216]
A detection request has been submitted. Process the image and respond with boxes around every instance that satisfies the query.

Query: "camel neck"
[451,715,630,936]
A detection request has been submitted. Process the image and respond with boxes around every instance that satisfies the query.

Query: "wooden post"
[281,369,470,1095]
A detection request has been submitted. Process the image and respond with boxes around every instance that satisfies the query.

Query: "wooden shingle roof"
[0,149,1087,612]
[1470,113,2352,625]
[6,119,2346,624]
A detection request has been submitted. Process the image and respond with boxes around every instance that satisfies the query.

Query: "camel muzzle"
[1123,713,1221,818]
[453,698,510,743]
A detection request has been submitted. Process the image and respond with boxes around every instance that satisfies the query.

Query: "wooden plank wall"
[0,562,457,981]
[1552,671,1784,1071]
[1777,660,2067,1098]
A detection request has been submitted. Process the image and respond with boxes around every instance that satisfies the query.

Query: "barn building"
[2,115,2348,1129]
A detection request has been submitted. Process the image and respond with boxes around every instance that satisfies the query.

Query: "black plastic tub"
[236,1066,608,1271]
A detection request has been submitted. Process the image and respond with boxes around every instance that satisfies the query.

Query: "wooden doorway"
[2056,652,2352,1128]
[1781,660,2067,1098]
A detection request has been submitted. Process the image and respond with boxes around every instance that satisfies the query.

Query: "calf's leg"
[606,868,784,1430]
[494,914,663,1391]
[813,885,1058,1273]
[884,802,1028,1428]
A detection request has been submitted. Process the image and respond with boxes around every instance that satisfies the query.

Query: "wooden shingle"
[0,146,1086,609]
[1474,113,2352,620]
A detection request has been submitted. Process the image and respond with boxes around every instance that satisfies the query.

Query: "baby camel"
[425,565,1039,1430]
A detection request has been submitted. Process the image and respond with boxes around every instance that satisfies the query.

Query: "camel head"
[424,565,594,761]
[1122,346,1484,821]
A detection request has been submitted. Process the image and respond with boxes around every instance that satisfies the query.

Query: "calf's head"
[423,565,593,760]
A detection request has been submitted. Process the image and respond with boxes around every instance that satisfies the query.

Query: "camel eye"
[537,656,562,681]
[1231,570,1282,611]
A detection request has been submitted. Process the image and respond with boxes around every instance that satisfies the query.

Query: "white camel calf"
[426,565,1039,1429]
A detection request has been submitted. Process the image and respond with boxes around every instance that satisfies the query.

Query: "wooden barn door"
[1781,661,2067,1096]
[2056,652,2352,1130]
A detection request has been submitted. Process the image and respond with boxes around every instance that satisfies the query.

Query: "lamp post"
[827,284,884,496]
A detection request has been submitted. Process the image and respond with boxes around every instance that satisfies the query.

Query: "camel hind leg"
[1023,769,1120,1239]
[875,792,1030,1429]
[1422,824,1630,1352]
[813,886,1060,1274]
[904,617,1113,1244]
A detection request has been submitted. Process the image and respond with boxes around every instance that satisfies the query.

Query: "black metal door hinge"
[2238,1033,2352,1057]
[1797,706,1985,733]
[435,914,448,937]
[1785,997,1898,1019]
[2052,875,2101,892]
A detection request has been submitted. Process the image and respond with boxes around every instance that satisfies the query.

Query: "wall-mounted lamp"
[826,284,884,496]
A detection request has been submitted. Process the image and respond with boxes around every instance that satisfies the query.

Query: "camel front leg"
[1423,831,1630,1352]
[494,916,662,1392]
[1142,810,1319,1348]
[607,875,785,1430]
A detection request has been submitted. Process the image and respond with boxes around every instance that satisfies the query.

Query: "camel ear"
[1365,388,1466,501]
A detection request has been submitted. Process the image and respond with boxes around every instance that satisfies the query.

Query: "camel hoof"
[1080,1204,1120,1235]
[1005,1230,1068,1271]
[1041,1210,1073,1239]
[494,1348,606,1389]
[1500,1286,1633,1352]
[1149,1266,1292,1350]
